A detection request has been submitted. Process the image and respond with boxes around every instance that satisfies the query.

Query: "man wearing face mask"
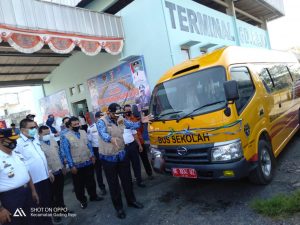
[96,103,144,219]
[123,104,145,188]
[39,126,66,223]
[46,114,60,147]
[15,119,53,225]
[0,128,39,225]
[61,117,103,209]
[87,111,107,196]
[126,105,154,180]
[25,114,38,129]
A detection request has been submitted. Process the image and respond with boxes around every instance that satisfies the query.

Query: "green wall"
[43,52,120,115]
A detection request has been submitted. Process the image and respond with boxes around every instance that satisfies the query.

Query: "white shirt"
[87,123,99,148]
[0,150,30,192]
[123,128,137,144]
[132,70,147,87]
[15,134,49,184]
[79,117,87,126]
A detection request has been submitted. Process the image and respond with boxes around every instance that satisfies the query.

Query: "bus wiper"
[155,110,183,120]
[177,101,226,122]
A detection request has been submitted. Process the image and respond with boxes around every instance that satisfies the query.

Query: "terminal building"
[0,0,285,122]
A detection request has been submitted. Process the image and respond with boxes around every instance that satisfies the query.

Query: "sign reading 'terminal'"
[164,0,269,49]
[165,0,235,42]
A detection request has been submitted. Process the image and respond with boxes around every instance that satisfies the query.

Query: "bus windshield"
[150,66,227,120]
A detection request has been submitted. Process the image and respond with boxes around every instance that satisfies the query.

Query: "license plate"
[172,168,197,179]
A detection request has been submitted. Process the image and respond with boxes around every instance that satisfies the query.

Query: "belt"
[0,184,28,195]
[125,141,135,147]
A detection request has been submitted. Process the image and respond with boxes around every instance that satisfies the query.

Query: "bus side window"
[258,68,273,93]
[268,64,292,91]
[230,67,255,114]
[288,64,300,81]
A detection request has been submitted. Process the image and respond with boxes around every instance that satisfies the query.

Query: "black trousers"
[139,144,153,176]
[101,156,136,211]
[126,141,142,183]
[0,185,35,225]
[51,172,65,209]
[71,164,97,203]
[93,147,105,190]
[34,179,53,225]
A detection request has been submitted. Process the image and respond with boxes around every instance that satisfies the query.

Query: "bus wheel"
[249,139,275,185]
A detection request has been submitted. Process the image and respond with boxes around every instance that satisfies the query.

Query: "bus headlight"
[150,145,163,158]
[211,140,243,162]
[150,146,165,173]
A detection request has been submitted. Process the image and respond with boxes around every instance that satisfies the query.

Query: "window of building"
[181,48,190,61]
[78,84,84,93]
[230,67,255,114]
[70,87,76,96]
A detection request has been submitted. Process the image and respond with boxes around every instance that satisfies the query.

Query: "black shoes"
[148,175,154,180]
[80,202,88,209]
[116,202,143,219]
[100,188,107,196]
[116,209,126,219]
[90,196,104,201]
[128,201,144,209]
[137,182,146,188]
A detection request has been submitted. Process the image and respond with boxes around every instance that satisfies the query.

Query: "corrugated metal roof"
[0,0,124,39]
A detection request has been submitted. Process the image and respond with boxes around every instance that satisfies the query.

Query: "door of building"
[72,99,88,117]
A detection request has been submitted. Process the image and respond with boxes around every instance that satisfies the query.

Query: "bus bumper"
[152,157,257,180]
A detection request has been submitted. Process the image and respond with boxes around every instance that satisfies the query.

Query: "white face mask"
[42,134,51,142]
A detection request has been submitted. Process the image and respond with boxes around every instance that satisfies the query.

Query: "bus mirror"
[224,80,239,102]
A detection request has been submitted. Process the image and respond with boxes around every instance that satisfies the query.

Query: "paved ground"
[61,132,300,225]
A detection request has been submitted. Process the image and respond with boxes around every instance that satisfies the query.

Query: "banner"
[87,56,151,112]
[0,120,6,129]
[39,90,70,122]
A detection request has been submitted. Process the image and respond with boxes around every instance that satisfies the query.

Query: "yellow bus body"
[149,46,300,183]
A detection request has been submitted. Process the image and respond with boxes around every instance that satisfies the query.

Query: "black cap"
[132,61,140,66]
[108,103,121,113]
[26,114,35,119]
[0,128,19,140]
[95,111,103,118]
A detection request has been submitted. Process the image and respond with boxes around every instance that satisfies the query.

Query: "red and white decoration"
[0,27,124,56]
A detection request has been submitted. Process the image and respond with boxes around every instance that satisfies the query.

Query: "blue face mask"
[28,128,37,138]
[134,66,140,72]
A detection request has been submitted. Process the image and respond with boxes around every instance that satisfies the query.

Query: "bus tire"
[249,139,275,185]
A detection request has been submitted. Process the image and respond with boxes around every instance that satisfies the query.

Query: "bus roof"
[157,46,298,84]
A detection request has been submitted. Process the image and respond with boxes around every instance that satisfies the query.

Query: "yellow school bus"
[149,46,300,184]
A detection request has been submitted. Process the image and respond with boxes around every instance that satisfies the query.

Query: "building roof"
[0,0,124,86]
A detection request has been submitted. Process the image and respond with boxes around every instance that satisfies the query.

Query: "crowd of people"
[0,102,153,225]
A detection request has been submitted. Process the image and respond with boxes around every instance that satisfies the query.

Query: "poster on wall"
[87,56,151,113]
[39,90,70,122]
[0,120,6,129]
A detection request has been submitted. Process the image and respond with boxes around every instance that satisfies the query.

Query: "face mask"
[2,139,17,150]
[42,134,51,142]
[28,128,37,138]
[134,66,140,72]
[72,126,80,132]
